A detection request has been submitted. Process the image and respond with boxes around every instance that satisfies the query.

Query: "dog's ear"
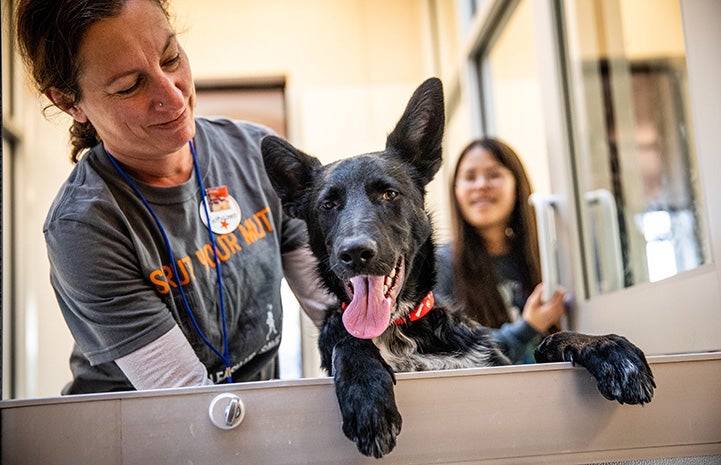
[261,135,321,218]
[386,77,445,185]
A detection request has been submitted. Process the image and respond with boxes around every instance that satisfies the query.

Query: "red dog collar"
[393,291,434,325]
[341,292,434,326]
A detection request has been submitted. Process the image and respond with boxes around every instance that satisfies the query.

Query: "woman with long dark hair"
[436,138,565,363]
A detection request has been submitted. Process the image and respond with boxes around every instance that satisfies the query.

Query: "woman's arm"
[493,284,566,363]
[115,325,214,389]
[282,244,338,327]
[491,319,541,363]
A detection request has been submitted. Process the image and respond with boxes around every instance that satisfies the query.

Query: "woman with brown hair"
[15,0,331,394]
[435,138,566,363]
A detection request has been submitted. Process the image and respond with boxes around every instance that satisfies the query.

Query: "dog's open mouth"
[342,257,405,339]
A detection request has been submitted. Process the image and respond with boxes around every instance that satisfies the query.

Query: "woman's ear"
[45,88,88,123]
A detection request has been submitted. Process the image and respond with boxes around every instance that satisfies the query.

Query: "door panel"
[562,0,707,295]
[560,0,721,354]
[476,0,721,355]
[4,354,721,464]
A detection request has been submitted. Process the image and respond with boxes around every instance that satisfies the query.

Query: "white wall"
[174,0,434,159]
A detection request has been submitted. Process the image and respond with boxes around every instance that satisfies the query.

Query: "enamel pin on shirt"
[200,185,242,234]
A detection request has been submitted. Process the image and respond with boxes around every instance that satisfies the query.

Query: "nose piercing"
[158,102,163,108]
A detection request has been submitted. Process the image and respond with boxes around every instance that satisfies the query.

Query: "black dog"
[261,77,655,458]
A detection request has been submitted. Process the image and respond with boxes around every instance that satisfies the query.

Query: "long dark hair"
[449,138,541,328]
[15,0,171,163]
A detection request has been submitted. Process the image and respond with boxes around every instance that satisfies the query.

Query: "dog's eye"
[382,190,399,201]
[320,200,337,210]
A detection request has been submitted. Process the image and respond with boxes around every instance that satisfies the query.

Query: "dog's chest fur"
[371,302,502,372]
[374,330,497,372]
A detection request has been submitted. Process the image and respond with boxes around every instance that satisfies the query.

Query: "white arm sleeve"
[282,245,338,327]
[115,325,214,390]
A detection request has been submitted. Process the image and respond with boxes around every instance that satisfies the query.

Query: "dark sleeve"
[491,319,541,364]
[434,243,456,306]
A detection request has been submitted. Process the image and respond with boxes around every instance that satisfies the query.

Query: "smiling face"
[454,145,517,241]
[60,0,195,163]
[309,155,422,339]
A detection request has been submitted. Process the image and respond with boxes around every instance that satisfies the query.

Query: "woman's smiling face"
[65,0,196,160]
[454,145,517,236]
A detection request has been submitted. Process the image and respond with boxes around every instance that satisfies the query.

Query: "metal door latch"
[208,393,245,430]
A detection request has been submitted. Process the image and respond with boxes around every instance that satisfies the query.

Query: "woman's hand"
[523,283,566,333]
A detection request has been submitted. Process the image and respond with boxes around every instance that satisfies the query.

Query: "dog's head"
[262,77,444,339]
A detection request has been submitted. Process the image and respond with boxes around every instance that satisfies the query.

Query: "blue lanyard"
[106,140,232,383]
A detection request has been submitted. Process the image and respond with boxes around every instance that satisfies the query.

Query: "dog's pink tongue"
[343,275,391,339]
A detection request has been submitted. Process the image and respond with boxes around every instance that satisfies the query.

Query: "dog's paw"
[340,392,402,458]
[330,336,404,457]
[536,332,656,405]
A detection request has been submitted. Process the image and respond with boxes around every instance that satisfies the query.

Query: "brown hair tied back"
[15,0,170,163]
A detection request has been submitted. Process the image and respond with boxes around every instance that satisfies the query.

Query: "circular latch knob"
[208,393,245,430]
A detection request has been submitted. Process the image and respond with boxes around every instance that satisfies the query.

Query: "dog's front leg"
[332,337,402,458]
[319,312,402,458]
[535,331,656,405]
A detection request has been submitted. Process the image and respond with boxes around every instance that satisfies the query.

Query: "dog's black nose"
[338,238,378,268]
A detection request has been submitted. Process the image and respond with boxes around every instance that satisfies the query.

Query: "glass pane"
[562,0,708,296]
[480,0,552,195]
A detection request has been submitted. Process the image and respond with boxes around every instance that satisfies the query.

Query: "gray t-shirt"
[44,117,307,394]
